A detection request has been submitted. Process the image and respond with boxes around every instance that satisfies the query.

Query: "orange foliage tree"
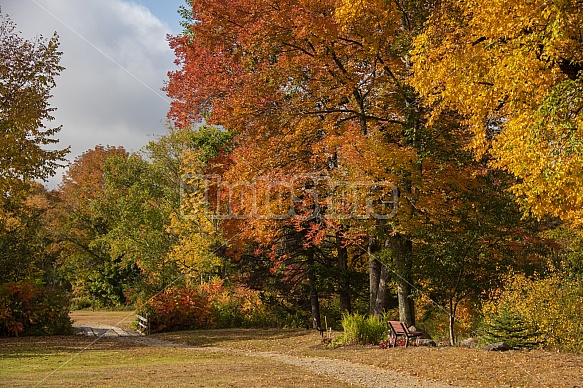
[166,0,540,329]
[167,0,429,326]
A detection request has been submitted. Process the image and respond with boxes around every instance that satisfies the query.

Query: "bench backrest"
[388,320,408,335]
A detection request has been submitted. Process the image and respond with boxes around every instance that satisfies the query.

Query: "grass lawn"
[3,312,583,388]
[0,336,346,387]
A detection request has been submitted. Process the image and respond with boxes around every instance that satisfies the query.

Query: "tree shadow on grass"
[154,328,314,347]
[0,335,142,359]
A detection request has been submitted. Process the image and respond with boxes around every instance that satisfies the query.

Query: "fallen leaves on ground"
[156,328,583,387]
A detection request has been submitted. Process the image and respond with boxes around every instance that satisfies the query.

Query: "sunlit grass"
[2,328,583,387]
[0,335,344,387]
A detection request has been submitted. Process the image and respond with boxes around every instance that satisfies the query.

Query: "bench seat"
[388,320,423,347]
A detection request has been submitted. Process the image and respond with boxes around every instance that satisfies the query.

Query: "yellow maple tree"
[167,148,224,279]
[411,0,583,227]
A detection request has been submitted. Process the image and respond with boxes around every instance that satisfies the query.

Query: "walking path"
[74,323,138,337]
[73,320,454,388]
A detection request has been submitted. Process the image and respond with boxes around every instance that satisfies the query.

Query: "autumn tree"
[164,125,233,282]
[410,0,583,228]
[168,1,480,323]
[53,124,234,305]
[0,12,68,196]
[0,183,63,284]
[0,12,68,287]
[55,145,134,306]
[167,0,442,325]
[167,0,550,331]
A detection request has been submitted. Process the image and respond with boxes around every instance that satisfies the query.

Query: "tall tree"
[55,146,130,306]
[0,13,68,196]
[414,166,551,345]
[165,125,233,282]
[0,13,68,284]
[167,0,434,325]
[167,0,542,329]
[0,183,61,284]
[92,153,179,290]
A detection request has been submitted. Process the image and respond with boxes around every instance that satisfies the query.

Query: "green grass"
[0,336,345,387]
[3,327,583,387]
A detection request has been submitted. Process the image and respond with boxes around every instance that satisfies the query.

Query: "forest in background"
[2,0,583,351]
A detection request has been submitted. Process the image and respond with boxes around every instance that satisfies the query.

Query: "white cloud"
[2,0,178,188]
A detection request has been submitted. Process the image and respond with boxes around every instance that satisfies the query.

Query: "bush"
[340,313,387,345]
[142,287,213,332]
[481,271,583,352]
[142,279,277,332]
[199,279,268,328]
[0,281,73,336]
[70,296,92,311]
[479,308,541,349]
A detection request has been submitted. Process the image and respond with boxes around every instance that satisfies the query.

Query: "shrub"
[340,313,387,345]
[480,271,583,352]
[142,287,213,332]
[479,308,541,349]
[0,281,73,336]
[70,296,92,311]
[142,279,276,332]
[200,279,245,327]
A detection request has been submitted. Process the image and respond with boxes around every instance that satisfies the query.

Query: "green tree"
[415,168,550,345]
[0,12,68,285]
[55,146,131,306]
[92,153,180,292]
[0,12,68,195]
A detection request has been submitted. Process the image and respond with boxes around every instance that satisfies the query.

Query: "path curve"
[74,322,455,388]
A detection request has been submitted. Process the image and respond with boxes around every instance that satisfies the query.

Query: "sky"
[2,0,187,188]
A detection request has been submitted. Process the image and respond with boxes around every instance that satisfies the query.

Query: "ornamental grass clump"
[341,313,387,345]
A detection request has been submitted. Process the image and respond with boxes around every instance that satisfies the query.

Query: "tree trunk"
[307,249,321,329]
[369,236,389,316]
[336,231,351,313]
[369,252,381,316]
[390,234,415,327]
[374,264,390,314]
[449,297,457,346]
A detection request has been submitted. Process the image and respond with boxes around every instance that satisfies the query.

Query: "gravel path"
[75,323,455,388]
[248,351,454,388]
[74,324,138,337]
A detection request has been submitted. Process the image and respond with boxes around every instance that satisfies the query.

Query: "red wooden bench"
[388,320,423,347]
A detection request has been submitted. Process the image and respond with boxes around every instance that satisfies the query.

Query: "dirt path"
[124,336,454,388]
[70,311,454,388]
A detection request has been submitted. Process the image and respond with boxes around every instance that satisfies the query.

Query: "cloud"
[2,0,177,188]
